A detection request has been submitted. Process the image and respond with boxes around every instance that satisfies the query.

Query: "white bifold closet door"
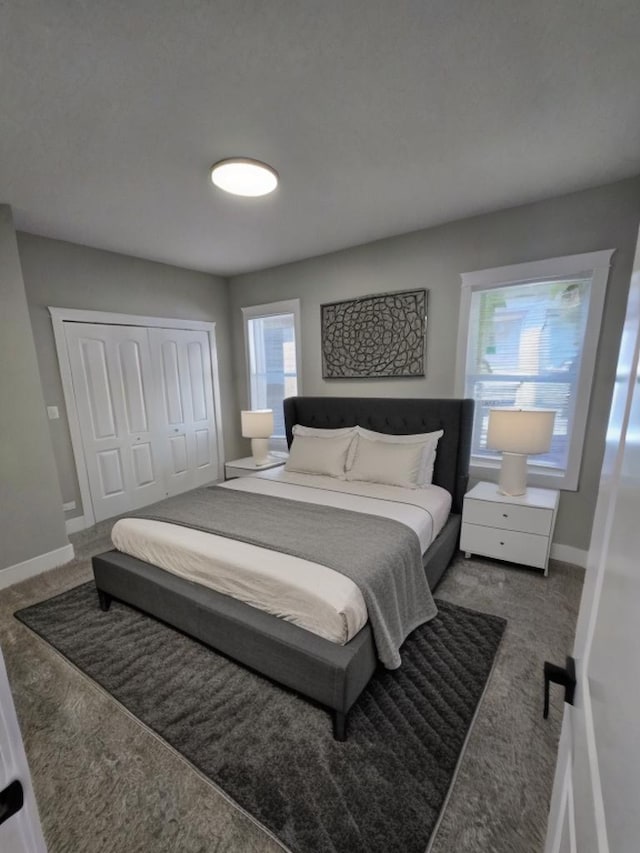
[65,322,219,522]
[149,327,218,496]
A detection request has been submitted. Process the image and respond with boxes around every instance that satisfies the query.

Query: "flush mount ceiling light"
[210,158,278,197]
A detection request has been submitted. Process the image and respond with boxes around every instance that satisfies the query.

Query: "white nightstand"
[224,455,287,480]
[460,481,559,575]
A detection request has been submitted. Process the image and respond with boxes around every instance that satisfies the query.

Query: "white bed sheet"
[111,470,451,645]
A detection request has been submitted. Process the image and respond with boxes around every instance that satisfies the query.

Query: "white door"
[545,233,640,853]
[149,327,219,495]
[65,323,166,521]
[0,645,47,852]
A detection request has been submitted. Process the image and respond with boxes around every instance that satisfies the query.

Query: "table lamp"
[241,409,274,466]
[486,408,556,496]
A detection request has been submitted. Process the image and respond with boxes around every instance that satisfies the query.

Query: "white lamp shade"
[241,409,274,439]
[487,409,556,455]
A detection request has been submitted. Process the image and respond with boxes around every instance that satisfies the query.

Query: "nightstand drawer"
[463,498,553,536]
[460,523,549,569]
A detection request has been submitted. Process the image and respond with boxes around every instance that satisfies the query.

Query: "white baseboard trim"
[65,515,88,535]
[0,543,75,591]
[550,543,588,568]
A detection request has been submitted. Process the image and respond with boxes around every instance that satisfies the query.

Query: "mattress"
[111,469,451,645]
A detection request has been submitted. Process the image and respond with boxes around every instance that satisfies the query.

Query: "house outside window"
[242,299,301,451]
[456,250,614,490]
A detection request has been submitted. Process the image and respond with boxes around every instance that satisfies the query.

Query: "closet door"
[149,328,219,495]
[65,323,165,521]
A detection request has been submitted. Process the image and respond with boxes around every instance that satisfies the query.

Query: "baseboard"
[550,543,587,568]
[65,515,88,535]
[0,544,75,591]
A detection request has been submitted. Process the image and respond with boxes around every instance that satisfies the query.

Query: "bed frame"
[92,396,473,740]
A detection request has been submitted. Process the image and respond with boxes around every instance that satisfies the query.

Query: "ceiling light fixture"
[210,158,278,197]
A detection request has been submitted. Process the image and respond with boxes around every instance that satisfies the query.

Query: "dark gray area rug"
[16,584,505,853]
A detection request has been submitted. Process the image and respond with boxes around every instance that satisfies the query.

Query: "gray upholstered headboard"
[283,396,474,515]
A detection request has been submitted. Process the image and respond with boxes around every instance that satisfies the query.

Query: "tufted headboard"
[283,396,474,515]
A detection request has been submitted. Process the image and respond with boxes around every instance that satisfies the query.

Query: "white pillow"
[348,427,444,486]
[346,435,426,489]
[285,433,354,478]
[292,424,356,439]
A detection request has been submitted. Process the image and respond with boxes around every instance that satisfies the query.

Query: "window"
[242,299,301,451]
[456,250,614,490]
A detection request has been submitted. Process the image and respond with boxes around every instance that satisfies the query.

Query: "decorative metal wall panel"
[321,289,427,378]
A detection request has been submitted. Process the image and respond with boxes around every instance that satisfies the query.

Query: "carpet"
[15,583,505,853]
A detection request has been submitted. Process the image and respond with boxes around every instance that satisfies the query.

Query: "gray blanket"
[132,486,437,668]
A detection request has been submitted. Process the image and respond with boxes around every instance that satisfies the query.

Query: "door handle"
[543,656,576,718]
[0,780,24,826]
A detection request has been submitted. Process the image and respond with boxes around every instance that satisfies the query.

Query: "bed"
[92,396,473,740]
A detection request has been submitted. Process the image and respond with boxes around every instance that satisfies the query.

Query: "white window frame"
[455,249,615,491]
[241,299,302,442]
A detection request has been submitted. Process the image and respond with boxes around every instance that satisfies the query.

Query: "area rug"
[16,584,505,853]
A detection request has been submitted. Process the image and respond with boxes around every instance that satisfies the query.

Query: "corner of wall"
[0,205,69,572]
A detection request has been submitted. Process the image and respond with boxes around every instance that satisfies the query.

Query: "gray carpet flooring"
[0,523,582,852]
[15,584,506,853]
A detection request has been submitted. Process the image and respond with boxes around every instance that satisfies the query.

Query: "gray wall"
[18,233,241,522]
[229,176,640,552]
[0,207,69,570]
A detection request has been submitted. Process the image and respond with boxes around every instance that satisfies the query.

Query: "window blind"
[247,312,298,443]
[465,276,592,473]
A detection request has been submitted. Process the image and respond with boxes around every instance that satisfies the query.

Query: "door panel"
[195,429,211,468]
[160,341,185,424]
[81,338,116,438]
[187,340,208,421]
[131,442,155,486]
[97,448,125,496]
[119,339,149,433]
[585,280,640,853]
[65,323,165,521]
[182,334,216,481]
[169,434,188,474]
[545,232,640,852]
[150,328,218,495]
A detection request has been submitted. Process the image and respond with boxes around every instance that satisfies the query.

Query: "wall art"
[321,289,427,378]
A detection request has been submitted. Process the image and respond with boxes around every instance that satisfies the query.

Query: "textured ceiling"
[1,0,639,276]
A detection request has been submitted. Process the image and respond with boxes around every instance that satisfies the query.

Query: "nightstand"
[224,455,287,480]
[460,481,559,575]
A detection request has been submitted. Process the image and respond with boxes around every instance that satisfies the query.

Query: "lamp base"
[250,437,270,466]
[498,452,528,496]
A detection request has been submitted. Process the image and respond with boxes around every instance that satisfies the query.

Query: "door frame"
[50,307,226,529]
